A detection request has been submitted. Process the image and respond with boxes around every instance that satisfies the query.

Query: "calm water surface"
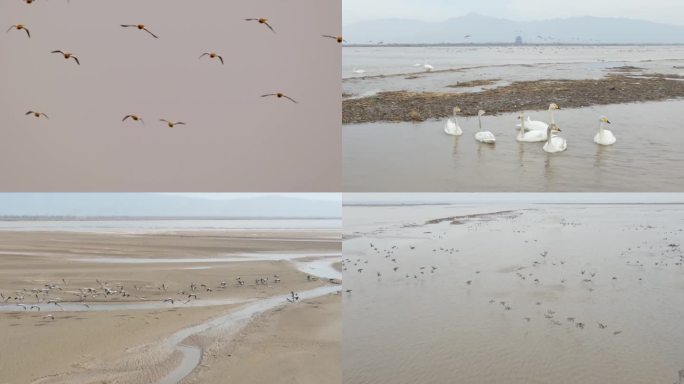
[343,203,684,384]
[344,100,684,191]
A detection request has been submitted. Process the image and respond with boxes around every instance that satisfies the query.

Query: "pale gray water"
[343,45,684,97]
[343,202,684,384]
[344,100,684,191]
[0,219,341,232]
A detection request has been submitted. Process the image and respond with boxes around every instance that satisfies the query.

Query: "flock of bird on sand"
[1,272,331,321]
[444,103,617,153]
[8,0,344,127]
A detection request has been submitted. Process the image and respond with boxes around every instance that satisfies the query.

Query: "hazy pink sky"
[0,0,341,191]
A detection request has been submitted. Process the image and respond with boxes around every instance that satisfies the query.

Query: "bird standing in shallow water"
[120,24,158,39]
[51,50,80,65]
[245,18,275,33]
[7,24,30,38]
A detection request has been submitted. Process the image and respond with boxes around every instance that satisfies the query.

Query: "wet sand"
[186,294,341,384]
[0,229,341,384]
[343,74,684,124]
[343,202,684,384]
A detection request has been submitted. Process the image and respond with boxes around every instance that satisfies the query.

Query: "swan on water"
[352,68,366,75]
[516,112,547,142]
[518,103,560,131]
[543,124,567,153]
[594,116,616,145]
[474,110,496,144]
[444,107,463,136]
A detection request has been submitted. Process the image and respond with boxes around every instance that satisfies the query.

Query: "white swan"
[423,63,434,72]
[444,107,463,136]
[517,103,560,131]
[352,68,366,75]
[543,124,567,153]
[594,116,616,145]
[474,110,496,144]
[516,112,547,142]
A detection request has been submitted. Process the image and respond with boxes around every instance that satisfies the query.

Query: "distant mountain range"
[343,14,684,44]
[0,194,341,218]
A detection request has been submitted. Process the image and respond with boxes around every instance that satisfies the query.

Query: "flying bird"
[160,119,186,128]
[7,24,30,38]
[199,52,224,64]
[245,18,275,33]
[51,50,80,65]
[120,24,158,38]
[25,111,49,119]
[261,93,297,103]
[322,35,345,43]
[123,115,144,124]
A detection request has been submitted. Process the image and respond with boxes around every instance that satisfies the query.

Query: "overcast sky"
[344,0,684,25]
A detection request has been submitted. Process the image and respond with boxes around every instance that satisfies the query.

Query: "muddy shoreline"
[342,74,684,124]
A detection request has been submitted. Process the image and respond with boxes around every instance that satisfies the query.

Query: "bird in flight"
[7,24,30,38]
[245,18,275,33]
[25,111,49,119]
[261,93,297,103]
[199,52,224,65]
[322,35,345,43]
[464,35,471,38]
[120,24,159,39]
[160,119,186,128]
[123,115,144,124]
[51,50,80,65]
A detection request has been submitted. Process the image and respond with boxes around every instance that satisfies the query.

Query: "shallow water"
[343,45,684,97]
[0,219,341,232]
[343,203,684,384]
[343,100,684,191]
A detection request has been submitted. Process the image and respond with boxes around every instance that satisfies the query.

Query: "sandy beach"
[0,226,341,384]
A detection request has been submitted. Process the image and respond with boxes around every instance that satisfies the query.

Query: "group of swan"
[444,103,616,153]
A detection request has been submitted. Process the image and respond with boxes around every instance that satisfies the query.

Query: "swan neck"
[478,116,482,131]
[599,121,604,135]
[549,108,556,124]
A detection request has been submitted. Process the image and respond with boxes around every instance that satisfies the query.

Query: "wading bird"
[245,18,275,33]
[51,50,80,65]
[120,24,158,39]
[7,24,30,38]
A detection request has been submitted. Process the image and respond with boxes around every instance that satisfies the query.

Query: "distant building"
[515,36,523,45]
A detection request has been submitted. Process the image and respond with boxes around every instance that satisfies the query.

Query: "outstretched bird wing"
[70,56,80,65]
[199,53,210,59]
[23,27,30,38]
[51,50,64,54]
[217,55,224,64]
[260,94,277,98]
[142,27,158,39]
[282,95,298,104]
[263,22,275,33]
[6,26,15,33]
[25,111,34,115]
[40,113,49,119]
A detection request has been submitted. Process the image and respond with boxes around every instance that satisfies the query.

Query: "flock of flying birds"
[7,0,344,127]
